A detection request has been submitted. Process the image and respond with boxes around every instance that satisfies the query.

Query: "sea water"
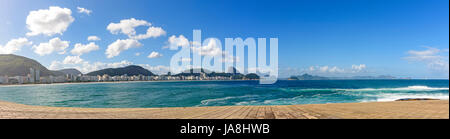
[0,80,448,108]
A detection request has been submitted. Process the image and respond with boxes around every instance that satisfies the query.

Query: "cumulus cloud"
[63,56,84,64]
[71,42,100,55]
[308,65,347,73]
[0,38,33,54]
[180,58,192,62]
[77,7,92,15]
[26,6,74,36]
[147,51,163,58]
[166,35,238,63]
[404,47,449,73]
[87,36,100,41]
[138,64,170,75]
[107,18,150,35]
[352,64,366,72]
[32,37,70,56]
[106,18,165,40]
[191,39,223,56]
[106,39,142,58]
[130,27,166,40]
[48,61,64,70]
[166,35,190,50]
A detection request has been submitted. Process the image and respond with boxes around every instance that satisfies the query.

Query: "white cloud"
[105,39,142,58]
[77,7,92,15]
[405,47,449,73]
[352,64,366,71]
[26,6,74,36]
[32,37,70,56]
[191,39,223,56]
[166,36,237,63]
[222,54,239,63]
[309,65,345,73]
[135,52,141,56]
[0,38,33,54]
[180,58,192,62]
[138,64,170,75]
[130,27,166,40]
[107,18,150,36]
[71,42,99,56]
[107,18,165,40]
[166,35,190,49]
[147,51,163,58]
[49,61,64,70]
[87,36,101,41]
[63,56,84,64]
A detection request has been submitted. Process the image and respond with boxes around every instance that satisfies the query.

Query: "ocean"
[0,80,448,108]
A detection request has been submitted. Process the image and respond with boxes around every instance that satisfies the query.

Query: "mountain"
[226,67,240,74]
[0,54,63,77]
[288,74,398,80]
[86,65,154,76]
[244,73,260,79]
[176,67,243,77]
[57,68,82,75]
[291,74,329,80]
[182,68,212,74]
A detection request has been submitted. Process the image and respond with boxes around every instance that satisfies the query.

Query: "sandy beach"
[0,100,448,119]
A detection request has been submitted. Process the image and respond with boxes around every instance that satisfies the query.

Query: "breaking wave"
[279,86,449,93]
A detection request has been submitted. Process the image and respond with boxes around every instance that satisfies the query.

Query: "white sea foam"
[198,95,258,106]
[359,93,449,102]
[345,86,449,92]
[281,86,449,93]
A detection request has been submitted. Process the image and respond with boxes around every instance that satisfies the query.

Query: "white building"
[29,68,35,83]
[0,76,8,84]
[35,70,40,83]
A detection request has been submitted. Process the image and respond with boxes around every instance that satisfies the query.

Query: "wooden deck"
[0,100,448,119]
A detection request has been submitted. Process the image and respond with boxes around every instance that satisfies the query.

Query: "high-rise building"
[29,68,35,83]
[35,69,40,83]
[0,76,8,84]
[28,68,40,83]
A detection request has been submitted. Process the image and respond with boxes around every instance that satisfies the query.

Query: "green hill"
[0,54,63,77]
[86,65,154,76]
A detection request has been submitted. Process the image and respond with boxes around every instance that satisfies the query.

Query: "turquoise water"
[0,80,448,108]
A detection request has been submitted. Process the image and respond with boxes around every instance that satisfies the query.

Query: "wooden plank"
[244,106,260,119]
[264,106,276,119]
[256,106,266,119]
[271,106,289,119]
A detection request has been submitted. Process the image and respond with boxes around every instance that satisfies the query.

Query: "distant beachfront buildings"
[0,69,257,85]
[0,68,41,84]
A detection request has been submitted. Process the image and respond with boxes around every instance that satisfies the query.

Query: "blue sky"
[0,0,448,78]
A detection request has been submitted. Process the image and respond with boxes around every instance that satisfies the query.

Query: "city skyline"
[0,0,449,79]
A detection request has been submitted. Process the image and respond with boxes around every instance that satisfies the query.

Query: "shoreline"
[0,79,258,87]
[1,79,448,87]
[1,99,448,119]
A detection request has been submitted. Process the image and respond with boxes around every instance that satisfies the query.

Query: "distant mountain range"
[86,65,154,76]
[174,67,259,79]
[288,74,398,80]
[0,54,65,77]
[57,68,82,76]
[0,54,400,80]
